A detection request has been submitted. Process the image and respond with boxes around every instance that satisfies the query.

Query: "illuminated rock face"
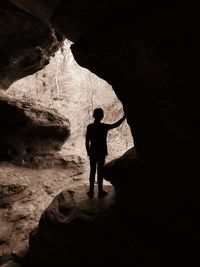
[0,93,70,163]
[8,40,133,161]
[0,1,200,265]
[0,0,63,90]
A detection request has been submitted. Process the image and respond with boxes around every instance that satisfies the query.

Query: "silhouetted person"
[86,108,126,198]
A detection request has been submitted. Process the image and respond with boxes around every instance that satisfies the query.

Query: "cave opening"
[1,1,200,266]
[0,38,133,265]
[8,39,133,162]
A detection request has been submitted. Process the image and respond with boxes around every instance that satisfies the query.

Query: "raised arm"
[107,115,126,130]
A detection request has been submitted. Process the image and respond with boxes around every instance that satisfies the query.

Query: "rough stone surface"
[103,148,200,266]
[9,0,60,22]
[1,260,22,267]
[0,0,63,90]
[8,40,133,162]
[0,93,70,164]
[0,1,200,265]
[0,162,86,261]
[27,184,120,266]
[104,147,142,194]
[68,4,200,251]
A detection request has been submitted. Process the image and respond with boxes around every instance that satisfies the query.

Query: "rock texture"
[8,40,133,161]
[0,0,63,90]
[55,2,200,264]
[26,184,121,266]
[69,15,200,264]
[0,93,70,165]
[104,147,142,196]
[0,0,200,265]
[9,0,60,22]
[0,162,86,265]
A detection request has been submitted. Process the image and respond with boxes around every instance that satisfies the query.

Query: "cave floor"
[0,161,112,266]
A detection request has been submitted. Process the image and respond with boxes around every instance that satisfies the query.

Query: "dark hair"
[93,108,104,120]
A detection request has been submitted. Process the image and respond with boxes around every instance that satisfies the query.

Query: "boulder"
[0,93,70,164]
[27,184,122,266]
[103,147,144,202]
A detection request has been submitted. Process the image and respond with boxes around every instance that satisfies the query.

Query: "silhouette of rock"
[1,260,22,267]
[68,6,200,264]
[9,0,60,22]
[27,184,117,266]
[103,147,144,200]
[0,1,63,90]
[0,93,70,164]
[0,1,200,265]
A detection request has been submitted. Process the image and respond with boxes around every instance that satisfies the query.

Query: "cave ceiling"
[0,0,199,163]
[0,1,198,89]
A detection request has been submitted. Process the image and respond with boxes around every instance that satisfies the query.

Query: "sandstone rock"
[17,152,86,170]
[8,39,133,162]
[0,221,12,244]
[0,184,30,208]
[9,0,60,22]
[27,184,120,266]
[0,93,70,164]
[12,243,29,259]
[69,11,200,265]
[8,203,32,222]
[1,260,22,267]
[0,1,200,265]
[103,147,143,195]
[0,161,86,256]
[37,153,86,169]
[0,1,63,90]
[70,9,200,210]
[0,184,27,200]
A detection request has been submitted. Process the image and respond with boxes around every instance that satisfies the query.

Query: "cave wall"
[0,0,199,208]
[0,1,199,265]
[8,40,133,161]
[0,0,63,90]
[0,93,70,164]
[51,1,200,207]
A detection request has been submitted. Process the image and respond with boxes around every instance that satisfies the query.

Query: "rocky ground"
[27,183,115,267]
[0,153,92,267]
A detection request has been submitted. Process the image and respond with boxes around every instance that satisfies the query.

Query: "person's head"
[93,108,104,122]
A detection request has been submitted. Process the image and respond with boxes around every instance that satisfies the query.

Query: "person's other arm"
[85,125,91,156]
[107,114,126,130]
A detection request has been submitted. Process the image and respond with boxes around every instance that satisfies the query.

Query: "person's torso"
[88,123,108,155]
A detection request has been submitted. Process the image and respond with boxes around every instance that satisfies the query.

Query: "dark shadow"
[85,108,126,198]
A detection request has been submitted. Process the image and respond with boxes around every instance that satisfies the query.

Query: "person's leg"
[88,155,96,196]
[97,155,107,198]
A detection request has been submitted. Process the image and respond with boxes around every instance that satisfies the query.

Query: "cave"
[0,1,200,266]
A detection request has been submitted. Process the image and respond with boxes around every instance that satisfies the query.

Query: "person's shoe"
[98,190,108,199]
[87,190,94,198]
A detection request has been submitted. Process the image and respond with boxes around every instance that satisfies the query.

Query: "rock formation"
[0,91,86,265]
[104,147,142,196]
[0,0,199,265]
[8,40,133,161]
[0,0,63,90]
[27,184,118,266]
[0,160,86,266]
[0,93,70,165]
